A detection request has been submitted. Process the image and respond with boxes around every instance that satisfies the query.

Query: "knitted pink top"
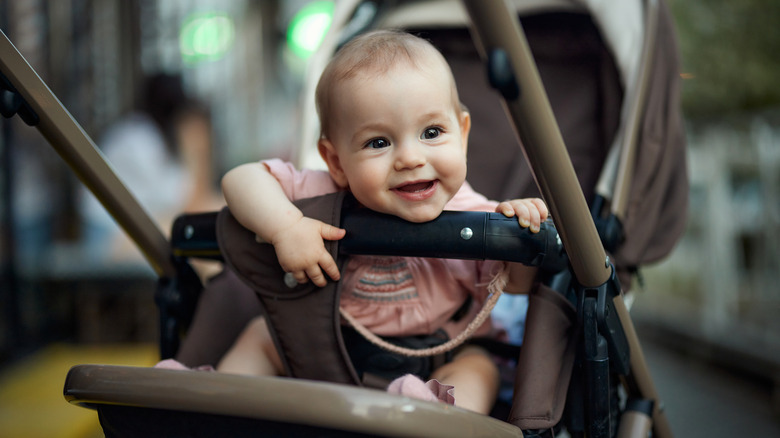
[264,159,503,338]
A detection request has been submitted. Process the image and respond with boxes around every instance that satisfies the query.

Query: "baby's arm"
[495,198,549,293]
[222,162,345,286]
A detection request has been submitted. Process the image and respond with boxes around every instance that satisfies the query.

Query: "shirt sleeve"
[444,181,498,212]
[262,158,341,201]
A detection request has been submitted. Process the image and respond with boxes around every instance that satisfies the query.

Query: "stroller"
[0,0,687,436]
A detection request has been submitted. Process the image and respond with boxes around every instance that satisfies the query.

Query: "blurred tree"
[671,0,780,118]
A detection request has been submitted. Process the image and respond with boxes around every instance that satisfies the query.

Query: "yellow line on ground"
[0,343,158,438]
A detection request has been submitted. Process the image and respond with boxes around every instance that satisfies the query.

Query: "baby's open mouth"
[395,181,435,192]
[391,180,438,201]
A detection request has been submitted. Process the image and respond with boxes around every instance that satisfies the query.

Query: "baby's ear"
[318,138,348,188]
[459,110,471,154]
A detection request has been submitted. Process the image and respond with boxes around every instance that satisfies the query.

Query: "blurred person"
[79,73,223,268]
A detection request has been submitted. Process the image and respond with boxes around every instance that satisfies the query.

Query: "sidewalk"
[634,311,780,394]
[0,343,157,438]
[638,326,780,437]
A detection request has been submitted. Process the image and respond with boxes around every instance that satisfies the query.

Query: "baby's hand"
[269,217,346,287]
[496,198,549,233]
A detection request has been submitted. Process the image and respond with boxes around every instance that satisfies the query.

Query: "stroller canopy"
[297,0,687,280]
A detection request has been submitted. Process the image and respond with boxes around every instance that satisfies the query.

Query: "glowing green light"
[180,12,235,64]
[287,1,334,59]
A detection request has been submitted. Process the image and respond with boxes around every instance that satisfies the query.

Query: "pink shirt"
[264,159,502,337]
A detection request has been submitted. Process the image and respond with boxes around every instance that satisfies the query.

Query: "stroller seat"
[64,190,578,436]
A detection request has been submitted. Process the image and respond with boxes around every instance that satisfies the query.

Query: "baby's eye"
[421,127,442,140]
[365,138,390,149]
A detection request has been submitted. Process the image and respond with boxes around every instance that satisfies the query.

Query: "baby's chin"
[357,198,449,223]
[391,208,444,224]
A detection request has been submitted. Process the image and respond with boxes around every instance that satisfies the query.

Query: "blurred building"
[635,0,780,401]
[636,116,780,389]
[0,0,313,361]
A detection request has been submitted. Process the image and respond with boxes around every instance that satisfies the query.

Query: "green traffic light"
[287,1,334,59]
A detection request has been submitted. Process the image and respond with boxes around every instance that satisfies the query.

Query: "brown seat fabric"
[215,192,360,385]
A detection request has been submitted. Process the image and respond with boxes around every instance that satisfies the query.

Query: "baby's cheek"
[447,156,468,183]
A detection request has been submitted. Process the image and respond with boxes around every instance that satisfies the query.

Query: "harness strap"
[217,192,361,385]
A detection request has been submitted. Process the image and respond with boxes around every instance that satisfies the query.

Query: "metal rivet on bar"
[460,227,473,240]
[283,272,298,289]
[184,225,194,240]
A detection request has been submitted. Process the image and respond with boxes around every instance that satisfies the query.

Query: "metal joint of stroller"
[155,259,203,360]
[578,265,630,376]
[156,211,226,359]
[487,48,520,100]
[574,264,630,438]
[0,70,39,126]
[591,194,625,254]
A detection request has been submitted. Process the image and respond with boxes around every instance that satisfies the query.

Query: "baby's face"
[322,59,469,223]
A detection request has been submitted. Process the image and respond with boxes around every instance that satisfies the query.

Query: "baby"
[218,30,548,414]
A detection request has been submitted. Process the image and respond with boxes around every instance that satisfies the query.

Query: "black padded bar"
[171,206,568,272]
[171,211,222,260]
[340,208,567,272]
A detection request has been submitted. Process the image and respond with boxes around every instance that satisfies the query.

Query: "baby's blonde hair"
[315,30,464,139]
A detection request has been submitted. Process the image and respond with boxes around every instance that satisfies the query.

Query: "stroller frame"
[0,1,674,436]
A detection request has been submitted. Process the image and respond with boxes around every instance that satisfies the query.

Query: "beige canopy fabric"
[611,1,688,271]
[300,0,687,287]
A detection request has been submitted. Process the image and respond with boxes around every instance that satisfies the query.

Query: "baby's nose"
[393,142,426,170]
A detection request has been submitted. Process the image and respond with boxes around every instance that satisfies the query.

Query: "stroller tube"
[614,296,674,438]
[611,0,659,221]
[617,399,654,438]
[462,0,610,287]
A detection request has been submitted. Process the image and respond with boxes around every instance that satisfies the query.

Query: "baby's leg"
[217,316,284,376]
[429,345,499,414]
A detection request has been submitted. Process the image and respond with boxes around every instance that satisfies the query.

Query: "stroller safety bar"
[340,208,567,272]
[171,212,221,260]
[171,203,568,273]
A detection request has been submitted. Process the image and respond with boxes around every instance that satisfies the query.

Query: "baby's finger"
[292,270,309,285]
[305,265,328,288]
[527,205,541,233]
[321,224,346,241]
[496,201,515,217]
[530,198,549,222]
[511,201,532,228]
[319,253,341,282]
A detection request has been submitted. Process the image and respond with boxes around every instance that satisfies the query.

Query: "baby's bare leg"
[217,316,284,376]
[429,345,499,414]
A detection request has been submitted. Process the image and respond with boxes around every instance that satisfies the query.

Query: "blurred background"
[0,0,777,436]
